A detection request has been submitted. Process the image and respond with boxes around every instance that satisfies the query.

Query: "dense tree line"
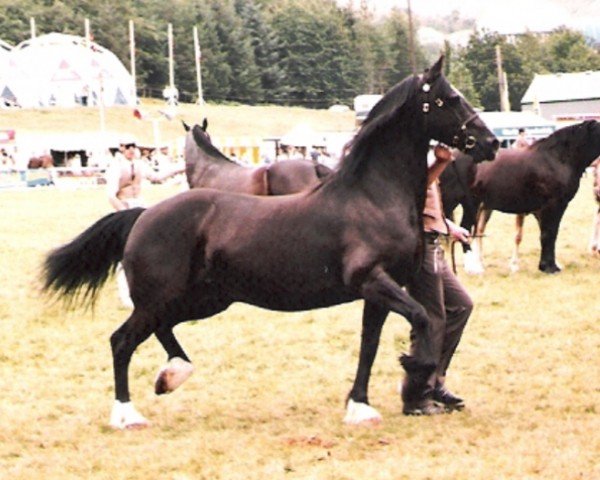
[1,0,599,110]
[450,28,600,111]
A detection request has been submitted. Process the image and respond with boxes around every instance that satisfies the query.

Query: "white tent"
[0,39,17,107]
[6,33,135,108]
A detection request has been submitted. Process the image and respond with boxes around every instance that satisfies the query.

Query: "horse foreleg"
[359,267,437,416]
[465,207,490,274]
[509,214,525,273]
[344,302,388,425]
[109,311,156,429]
[537,206,566,273]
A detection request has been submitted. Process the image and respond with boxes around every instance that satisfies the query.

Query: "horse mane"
[337,75,421,179]
[191,124,237,164]
[532,121,589,154]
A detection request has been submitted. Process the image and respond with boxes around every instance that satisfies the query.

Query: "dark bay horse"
[184,119,332,195]
[42,57,498,429]
[441,120,600,273]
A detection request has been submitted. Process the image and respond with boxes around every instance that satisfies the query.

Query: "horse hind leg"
[589,208,600,254]
[509,214,525,273]
[109,310,157,429]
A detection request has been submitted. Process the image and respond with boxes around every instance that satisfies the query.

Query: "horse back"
[267,159,325,195]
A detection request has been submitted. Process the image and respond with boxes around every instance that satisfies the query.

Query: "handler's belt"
[424,231,441,244]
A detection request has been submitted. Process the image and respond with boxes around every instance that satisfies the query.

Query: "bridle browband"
[420,81,478,151]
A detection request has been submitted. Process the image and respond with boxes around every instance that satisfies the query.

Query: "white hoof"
[343,399,382,425]
[509,259,520,273]
[463,251,484,275]
[109,401,150,429]
[155,357,194,394]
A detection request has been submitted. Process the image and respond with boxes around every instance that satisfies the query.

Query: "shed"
[520,71,600,124]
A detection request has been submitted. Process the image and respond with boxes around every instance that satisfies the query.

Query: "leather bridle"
[420,81,478,152]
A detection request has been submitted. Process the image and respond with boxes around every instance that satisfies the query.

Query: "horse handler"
[403,144,473,415]
[105,138,184,307]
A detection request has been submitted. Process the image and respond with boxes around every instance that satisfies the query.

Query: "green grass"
[0,105,599,479]
[0,99,356,146]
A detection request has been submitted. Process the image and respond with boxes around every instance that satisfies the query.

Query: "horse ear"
[182,120,191,132]
[424,55,444,82]
[201,118,208,132]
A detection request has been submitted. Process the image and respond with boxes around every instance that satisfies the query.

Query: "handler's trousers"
[407,234,473,390]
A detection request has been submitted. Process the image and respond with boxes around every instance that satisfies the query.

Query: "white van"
[353,94,383,126]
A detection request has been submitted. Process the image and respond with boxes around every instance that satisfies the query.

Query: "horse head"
[419,56,498,163]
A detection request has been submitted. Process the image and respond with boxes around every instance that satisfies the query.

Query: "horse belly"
[209,255,351,311]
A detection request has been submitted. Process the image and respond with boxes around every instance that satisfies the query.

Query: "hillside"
[0,100,356,149]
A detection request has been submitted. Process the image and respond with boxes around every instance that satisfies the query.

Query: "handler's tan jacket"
[423,181,448,235]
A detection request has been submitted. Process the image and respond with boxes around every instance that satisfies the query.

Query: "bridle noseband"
[421,82,478,151]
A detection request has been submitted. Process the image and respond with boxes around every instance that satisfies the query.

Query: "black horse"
[42,57,498,429]
[185,118,332,195]
[441,120,600,273]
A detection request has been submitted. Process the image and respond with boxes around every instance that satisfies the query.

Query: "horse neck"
[561,142,600,176]
[335,123,430,203]
[186,145,233,174]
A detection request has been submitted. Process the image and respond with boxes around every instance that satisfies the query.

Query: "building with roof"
[1,33,135,108]
[520,71,600,124]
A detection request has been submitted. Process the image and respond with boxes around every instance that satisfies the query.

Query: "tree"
[211,0,262,103]
[270,0,363,107]
[447,55,481,109]
[544,28,600,72]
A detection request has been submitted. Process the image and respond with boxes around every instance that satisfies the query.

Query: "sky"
[344,0,600,35]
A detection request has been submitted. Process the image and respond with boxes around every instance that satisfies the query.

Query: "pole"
[84,18,90,45]
[168,23,175,90]
[496,45,511,111]
[129,20,137,104]
[407,0,416,75]
[193,26,204,107]
[30,17,36,39]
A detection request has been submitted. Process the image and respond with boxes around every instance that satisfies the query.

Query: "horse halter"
[421,82,478,151]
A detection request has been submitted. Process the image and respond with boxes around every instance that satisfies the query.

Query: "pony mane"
[337,75,421,179]
[191,124,237,163]
[532,122,587,153]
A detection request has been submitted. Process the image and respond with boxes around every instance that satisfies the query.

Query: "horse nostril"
[490,138,500,152]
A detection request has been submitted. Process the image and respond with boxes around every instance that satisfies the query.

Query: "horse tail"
[42,208,145,308]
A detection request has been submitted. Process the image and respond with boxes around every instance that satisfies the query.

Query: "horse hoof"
[343,399,382,426]
[109,401,150,430]
[155,357,194,395]
[463,252,484,275]
[539,264,561,274]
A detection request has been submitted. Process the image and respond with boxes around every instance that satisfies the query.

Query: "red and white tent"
[4,33,135,108]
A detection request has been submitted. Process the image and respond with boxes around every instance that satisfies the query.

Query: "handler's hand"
[447,219,471,244]
[433,144,453,164]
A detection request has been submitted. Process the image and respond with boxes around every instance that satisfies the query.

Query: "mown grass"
[0,105,598,478]
[1,176,598,479]
[0,99,355,146]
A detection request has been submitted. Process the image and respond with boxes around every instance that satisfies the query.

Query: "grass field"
[0,104,599,478]
[1,173,598,479]
[0,99,356,147]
